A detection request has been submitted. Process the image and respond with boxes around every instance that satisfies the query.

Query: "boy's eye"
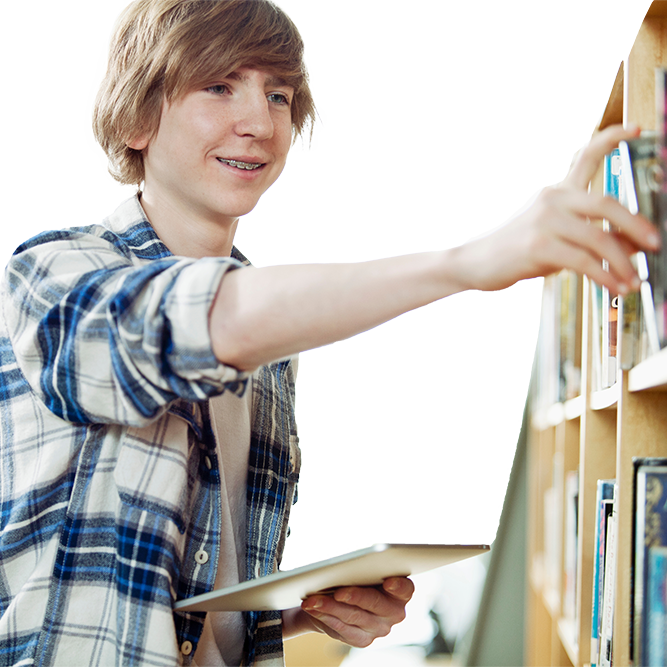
[206,84,227,95]
[268,93,290,106]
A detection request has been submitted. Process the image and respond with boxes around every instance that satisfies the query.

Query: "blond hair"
[93,0,315,185]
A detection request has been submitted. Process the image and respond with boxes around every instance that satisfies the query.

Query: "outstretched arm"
[210,125,658,371]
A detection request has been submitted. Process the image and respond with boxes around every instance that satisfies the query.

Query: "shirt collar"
[103,194,251,265]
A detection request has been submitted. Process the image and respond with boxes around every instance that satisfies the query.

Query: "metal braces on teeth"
[219,159,262,170]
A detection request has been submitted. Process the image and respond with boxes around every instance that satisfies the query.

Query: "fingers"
[466,124,659,294]
[381,576,415,602]
[516,187,660,295]
[563,124,640,191]
[551,188,657,249]
[301,577,414,648]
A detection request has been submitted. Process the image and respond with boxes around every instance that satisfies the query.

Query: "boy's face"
[133,67,294,230]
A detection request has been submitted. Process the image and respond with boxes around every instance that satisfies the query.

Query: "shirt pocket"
[113,416,192,534]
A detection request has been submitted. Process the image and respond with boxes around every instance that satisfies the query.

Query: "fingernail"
[650,233,661,248]
[304,598,323,610]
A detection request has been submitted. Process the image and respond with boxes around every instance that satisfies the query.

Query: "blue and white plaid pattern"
[0,196,300,666]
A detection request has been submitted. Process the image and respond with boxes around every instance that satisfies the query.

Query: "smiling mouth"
[217,158,264,171]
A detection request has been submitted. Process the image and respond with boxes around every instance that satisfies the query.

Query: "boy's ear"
[127,135,149,151]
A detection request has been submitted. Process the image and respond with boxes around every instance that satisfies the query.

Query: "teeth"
[218,158,262,170]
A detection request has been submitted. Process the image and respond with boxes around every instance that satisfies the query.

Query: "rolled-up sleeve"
[3,226,248,426]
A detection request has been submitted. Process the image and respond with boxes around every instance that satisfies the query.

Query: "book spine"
[601,150,621,387]
[633,460,667,665]
[619,134,662,366]
[591,480,615,667]
[646,546,667,666]
[599,486,618,667]
[655,67,667,348]
[563,470,580,623]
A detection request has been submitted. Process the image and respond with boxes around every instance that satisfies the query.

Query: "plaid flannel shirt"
[0,196,300,666]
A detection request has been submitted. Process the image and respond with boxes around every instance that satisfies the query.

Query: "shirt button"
[204,456,212,470]
[180,640,193,656]
[195,549,209,565]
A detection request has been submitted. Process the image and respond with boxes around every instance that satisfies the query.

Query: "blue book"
[601,151,621,386]
[633,458,667,665]
[646,546,667,666]
[604,149,621,200]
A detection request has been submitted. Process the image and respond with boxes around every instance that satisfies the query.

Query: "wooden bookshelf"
[599,63,624,130]
[635,0,667,18]
[526,3,667,665]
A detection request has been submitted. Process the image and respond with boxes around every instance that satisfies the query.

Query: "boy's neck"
[138,190,238,258]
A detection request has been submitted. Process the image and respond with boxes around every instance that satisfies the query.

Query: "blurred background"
[0,1,649,664]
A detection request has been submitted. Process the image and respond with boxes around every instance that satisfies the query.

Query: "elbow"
[210,329,262,373]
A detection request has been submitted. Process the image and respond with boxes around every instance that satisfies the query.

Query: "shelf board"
[590,384,619,410]
[595,55,625,130]
[628,347,667,392]
[557,617,579,667]
[635,0,667,18]
[532,404,564,430]
[564,395,584,420]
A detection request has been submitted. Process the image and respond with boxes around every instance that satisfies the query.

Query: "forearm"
[209,249,468,371]
[210,125,663,373]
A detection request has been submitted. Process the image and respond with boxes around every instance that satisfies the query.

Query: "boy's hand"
[283,577,414,647]
[453,124,660,295]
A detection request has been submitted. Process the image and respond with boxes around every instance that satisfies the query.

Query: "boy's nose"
[234,93,274,141]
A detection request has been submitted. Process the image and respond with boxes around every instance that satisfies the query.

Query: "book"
[591,281,603,392]
[646,546,667,666]
[633,458,667,665]
[619,133,661,366]
[655,67,667,348]
[543,451,565,597]
[563,470,579,624]
[559,271,582,401]
[591,480,615,667]
[601,150,621,387]
[599,485,618,667]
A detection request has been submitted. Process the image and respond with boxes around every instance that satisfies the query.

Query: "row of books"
[535,271,582,411]
[616,127,665,369]
[539,66,667,411]
[591,460,667,667]
[593,68,667,389]
[542,67,667,405]
[541,457,667,666]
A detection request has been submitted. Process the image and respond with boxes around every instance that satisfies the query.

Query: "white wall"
[0,1,649,641]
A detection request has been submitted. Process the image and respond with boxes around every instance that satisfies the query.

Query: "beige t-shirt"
[192,381,253,667]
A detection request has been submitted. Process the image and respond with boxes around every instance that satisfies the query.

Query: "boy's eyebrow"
[227,70,292,89]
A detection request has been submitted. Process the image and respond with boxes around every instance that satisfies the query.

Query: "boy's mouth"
[217,158,264,171]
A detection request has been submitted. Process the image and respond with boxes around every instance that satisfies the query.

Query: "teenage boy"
[0,0,659,666]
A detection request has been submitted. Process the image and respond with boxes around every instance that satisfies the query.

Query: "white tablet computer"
[173,542,490,612]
